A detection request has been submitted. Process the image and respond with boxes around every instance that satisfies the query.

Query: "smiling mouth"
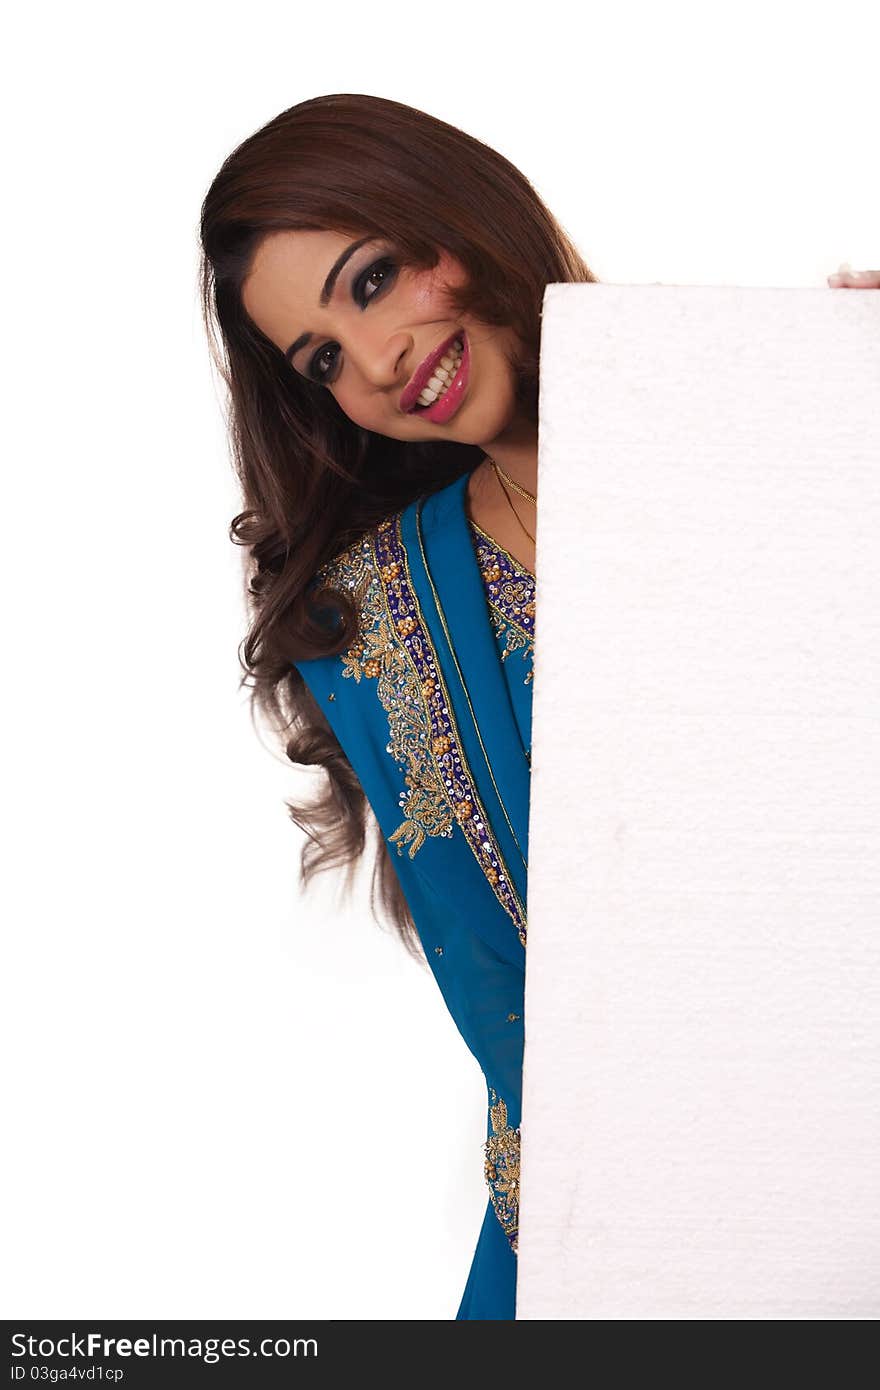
[401,330,464,414]
[410,337,465,411]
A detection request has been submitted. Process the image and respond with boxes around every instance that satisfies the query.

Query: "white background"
[2,0,876,1319]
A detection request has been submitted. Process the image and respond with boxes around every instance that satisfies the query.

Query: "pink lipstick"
[400,331,470,423]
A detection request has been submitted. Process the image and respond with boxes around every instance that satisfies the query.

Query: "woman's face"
[241,229,527,447]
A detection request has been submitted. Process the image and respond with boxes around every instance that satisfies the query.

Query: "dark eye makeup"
[305,255,398,385]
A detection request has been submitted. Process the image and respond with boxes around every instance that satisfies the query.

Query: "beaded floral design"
[484,1090,521,1253]
[469,527,535,684]
[315,515,527,947]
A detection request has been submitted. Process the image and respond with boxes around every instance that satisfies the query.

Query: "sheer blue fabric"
[292,470,535,1319]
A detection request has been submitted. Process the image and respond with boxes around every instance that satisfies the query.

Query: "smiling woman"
[198,91,596,1320]
[239,228,519,441]
[198,91,877,1322]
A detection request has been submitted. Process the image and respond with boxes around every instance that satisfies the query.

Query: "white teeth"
[417,347,462,407]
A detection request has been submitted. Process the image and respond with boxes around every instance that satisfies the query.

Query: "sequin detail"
[469,526,535,684]
[315,516,527,946]
[484,1090,521,1254]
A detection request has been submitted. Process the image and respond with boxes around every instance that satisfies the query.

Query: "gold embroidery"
[413,508,529,899]
[317,534,454,860]
[469,521,535,582]
[487,606,535,683]
[484,1090,521,1254]
[470,530,536,685]
[314,521,528,945]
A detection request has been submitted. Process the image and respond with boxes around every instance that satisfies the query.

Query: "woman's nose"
[350,330,412,389]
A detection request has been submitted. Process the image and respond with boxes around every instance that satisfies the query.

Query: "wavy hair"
[198,93,596,956]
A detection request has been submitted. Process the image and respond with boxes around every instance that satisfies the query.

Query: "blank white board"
[519,283,880,1319]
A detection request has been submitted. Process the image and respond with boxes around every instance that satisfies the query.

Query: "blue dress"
[293,469,535,1319]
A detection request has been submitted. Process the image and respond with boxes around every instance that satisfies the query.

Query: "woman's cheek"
[337,391,393,435]
[409,252,469,313]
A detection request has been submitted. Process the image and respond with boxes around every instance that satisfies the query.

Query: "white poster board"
[519,284,880,1319]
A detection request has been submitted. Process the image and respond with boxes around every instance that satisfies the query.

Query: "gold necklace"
[497,477,536,546]
[487,455,537,505]
[490,459,536,545]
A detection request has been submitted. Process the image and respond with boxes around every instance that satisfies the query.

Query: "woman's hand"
[827,263,880,288]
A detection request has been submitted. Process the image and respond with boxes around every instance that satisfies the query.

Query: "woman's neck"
[478,414,538,496]
[465,412,539,577]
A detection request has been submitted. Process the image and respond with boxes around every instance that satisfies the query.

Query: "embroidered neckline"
[468,524,536,685]
[468,518,535,582]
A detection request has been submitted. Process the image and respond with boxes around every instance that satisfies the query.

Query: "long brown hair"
[198,93,596,957]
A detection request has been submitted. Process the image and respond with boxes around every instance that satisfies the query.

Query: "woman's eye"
[308,343,340,383]
[357,257,397,306]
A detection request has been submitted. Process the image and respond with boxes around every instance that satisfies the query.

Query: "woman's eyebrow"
[284,236,374,363]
